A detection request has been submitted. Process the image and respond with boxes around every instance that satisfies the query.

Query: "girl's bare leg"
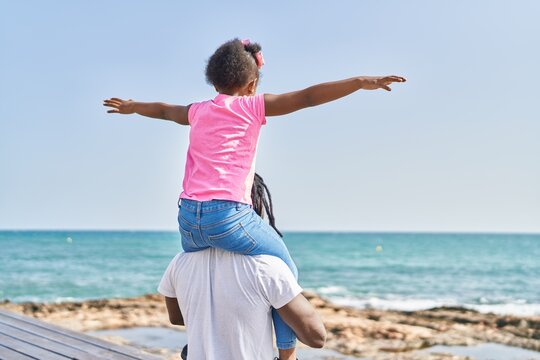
[278,347,296,360]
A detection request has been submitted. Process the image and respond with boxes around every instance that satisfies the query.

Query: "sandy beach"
[2,291,539,359]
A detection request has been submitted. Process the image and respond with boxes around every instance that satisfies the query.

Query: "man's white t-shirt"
[158,248,302,360]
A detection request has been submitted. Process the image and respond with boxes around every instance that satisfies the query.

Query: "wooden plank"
[0,314,124,360]
[0,310,161,360]
[0,310,159,360]
[0,334,66,360]
[0,343,37,360]
[0,323,101,360]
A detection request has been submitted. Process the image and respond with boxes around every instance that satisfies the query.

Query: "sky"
[1,1,539,233]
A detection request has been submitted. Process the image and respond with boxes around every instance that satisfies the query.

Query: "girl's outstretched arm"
[264,75,406,117]
[103,98,190,125]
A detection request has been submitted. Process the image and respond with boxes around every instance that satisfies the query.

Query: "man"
[158,247,326,360]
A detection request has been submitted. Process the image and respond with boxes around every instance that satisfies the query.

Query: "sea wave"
[466,303,540,317]
[315,286,348,295]
[321,294,540,316]
[328,295,457,312]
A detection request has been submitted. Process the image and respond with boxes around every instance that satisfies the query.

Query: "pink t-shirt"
[179,93,267,205]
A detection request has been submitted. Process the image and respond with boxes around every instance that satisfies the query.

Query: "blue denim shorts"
[179,199,296,274]
[179,199,254,253]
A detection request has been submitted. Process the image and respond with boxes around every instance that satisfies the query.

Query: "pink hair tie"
[254,51,265,69]
[241,39,265,69]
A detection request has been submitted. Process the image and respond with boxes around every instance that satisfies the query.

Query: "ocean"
[1,231,539,316]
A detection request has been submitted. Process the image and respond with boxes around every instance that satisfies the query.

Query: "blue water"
[1,231,539,316]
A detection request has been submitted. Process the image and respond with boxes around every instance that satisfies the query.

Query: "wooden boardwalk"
[0,309,162,360]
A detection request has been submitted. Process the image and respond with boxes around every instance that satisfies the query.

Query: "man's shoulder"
[250,254,290,271]
[249,255,298,289]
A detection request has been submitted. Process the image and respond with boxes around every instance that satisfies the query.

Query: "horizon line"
[1,228,539,236]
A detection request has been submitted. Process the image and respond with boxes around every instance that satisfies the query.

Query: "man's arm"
[103,98,190,125]
[264,75,406,116]
[276,294,326,348]
[164,296,184,325]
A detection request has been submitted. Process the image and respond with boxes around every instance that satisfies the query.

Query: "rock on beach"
[2,292,539,359]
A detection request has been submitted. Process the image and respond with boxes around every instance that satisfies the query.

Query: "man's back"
[158,248,302,360]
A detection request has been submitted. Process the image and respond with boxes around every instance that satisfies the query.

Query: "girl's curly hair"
[205,39,261,92]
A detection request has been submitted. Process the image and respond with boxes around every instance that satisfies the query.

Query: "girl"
[104,38,405,360]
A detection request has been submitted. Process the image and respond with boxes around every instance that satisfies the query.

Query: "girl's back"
[182,93,266,205]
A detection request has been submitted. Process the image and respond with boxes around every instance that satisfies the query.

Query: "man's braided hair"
[251,173,283,237]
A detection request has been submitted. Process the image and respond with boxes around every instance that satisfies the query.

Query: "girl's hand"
[102,98,190,125]
[103,98,135,114]
[265,75,407,116]
[360,76,407,91]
